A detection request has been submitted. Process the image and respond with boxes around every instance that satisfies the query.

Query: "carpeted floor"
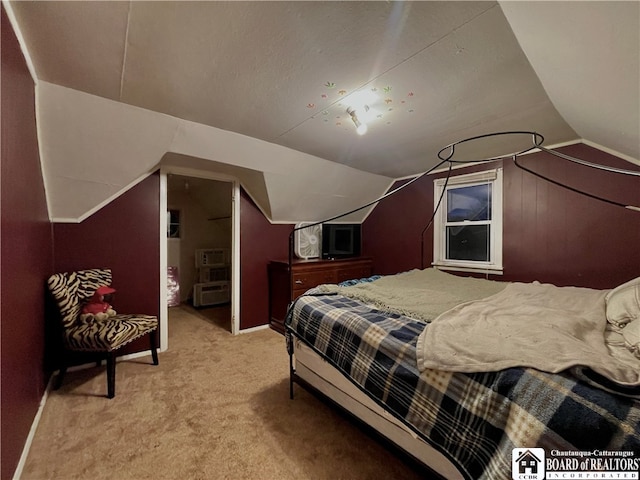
[20,305,428,479]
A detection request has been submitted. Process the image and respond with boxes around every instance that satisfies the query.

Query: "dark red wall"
[53,183,293,332]
[53,173,161,356]
[52,180,294,337]
[1,7,54,480]
[362,174,439,275]
[501,144,640,288]
[363,144,640,289]
[240,189,292,329]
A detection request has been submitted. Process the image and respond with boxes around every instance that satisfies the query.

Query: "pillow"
[605,276,640,328]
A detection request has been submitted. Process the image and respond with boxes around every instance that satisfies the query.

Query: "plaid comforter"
[285,291,640,480]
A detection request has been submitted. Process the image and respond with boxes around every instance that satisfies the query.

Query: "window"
[167,209,181,238]
[433,169,503,273]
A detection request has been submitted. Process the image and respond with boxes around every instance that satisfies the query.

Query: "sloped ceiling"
[500,1,639,160]
[6,1,639,222]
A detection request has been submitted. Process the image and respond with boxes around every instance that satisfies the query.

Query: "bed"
[284,268,640,480]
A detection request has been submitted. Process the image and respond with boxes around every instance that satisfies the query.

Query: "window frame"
[432,168,503,274]
[167,209,181,239]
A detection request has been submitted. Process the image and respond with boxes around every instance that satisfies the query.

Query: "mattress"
[286,288,640,480]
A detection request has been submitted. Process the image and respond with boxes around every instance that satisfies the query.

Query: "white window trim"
[432,168,503,274]
[167,208,182,239]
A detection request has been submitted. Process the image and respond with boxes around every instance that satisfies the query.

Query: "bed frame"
[286,332,464,480]
[281,132,640,479]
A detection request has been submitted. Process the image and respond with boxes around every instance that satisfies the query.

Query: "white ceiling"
[6,1,639,222]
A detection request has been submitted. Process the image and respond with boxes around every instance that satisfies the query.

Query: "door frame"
[159,167,241,350]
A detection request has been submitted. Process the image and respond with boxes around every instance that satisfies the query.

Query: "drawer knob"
[295,280,303,285]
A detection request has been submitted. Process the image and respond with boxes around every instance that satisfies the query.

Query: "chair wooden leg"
[150,330,159,365]
[54,349,68,390]
[106,352,116,399]
[54,365,67,390]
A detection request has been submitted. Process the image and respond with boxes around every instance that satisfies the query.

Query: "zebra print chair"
[47,268,159,398]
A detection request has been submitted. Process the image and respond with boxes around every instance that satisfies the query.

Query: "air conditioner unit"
[196,248,230,267]
[193,281,230,307]
[199,266,230,283]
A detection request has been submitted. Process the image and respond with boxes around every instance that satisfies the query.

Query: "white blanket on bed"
[316,268,507,323]
[417,282,640,386]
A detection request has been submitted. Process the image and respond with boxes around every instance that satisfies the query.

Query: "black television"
[321,223,361,259]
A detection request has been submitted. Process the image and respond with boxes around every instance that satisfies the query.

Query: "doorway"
[159,169,240,350]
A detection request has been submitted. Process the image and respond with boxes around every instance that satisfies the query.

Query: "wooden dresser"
[268,257,373,334]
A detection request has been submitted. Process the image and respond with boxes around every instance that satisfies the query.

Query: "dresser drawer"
[292,270,336,290]
[337,265,373,283]
[268,257,373,335]
[292,287,311,300]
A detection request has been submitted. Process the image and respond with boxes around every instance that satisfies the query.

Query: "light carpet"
[20,305,428,479]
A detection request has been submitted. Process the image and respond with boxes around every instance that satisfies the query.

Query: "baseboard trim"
[12,375,53,480]
[62,349,156,374]
[237,324,269,335]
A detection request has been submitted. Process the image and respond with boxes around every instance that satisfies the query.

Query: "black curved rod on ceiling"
[513,155,640,211]
[422,130,639,270]
[420,131,545,270]
[437,131,545,164]
[435,129,639,209]
[438,129,640,177]
[537,144,640,177]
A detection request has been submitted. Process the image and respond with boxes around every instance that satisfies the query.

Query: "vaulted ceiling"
[6,1,639,222]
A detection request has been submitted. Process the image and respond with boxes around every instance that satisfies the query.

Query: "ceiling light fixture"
[347,106,368,135]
